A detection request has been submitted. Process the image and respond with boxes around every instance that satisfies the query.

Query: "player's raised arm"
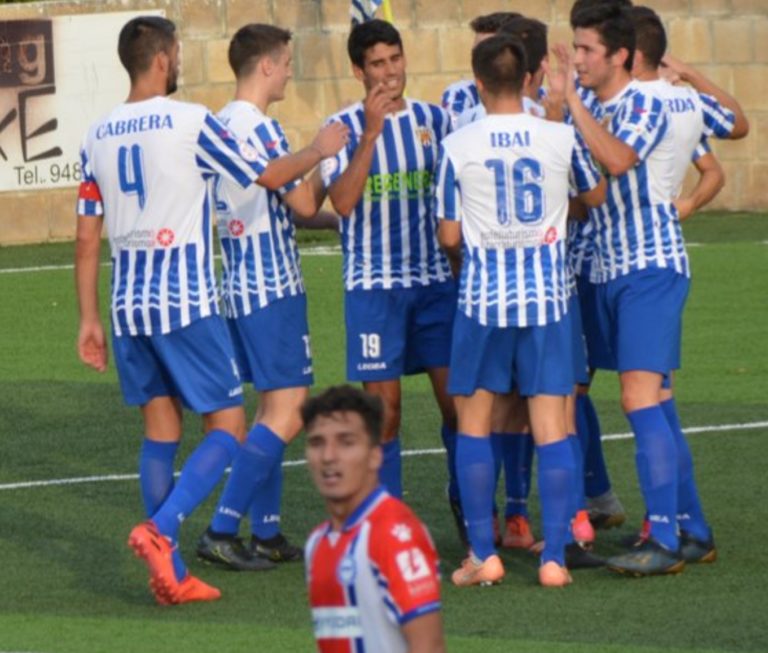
[662,53,749,139]
[258,122,348,190]
[283,168,328,220]
[327,82,394,216]
[555,43,638,176]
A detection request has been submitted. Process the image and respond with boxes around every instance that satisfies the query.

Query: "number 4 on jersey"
[118,144,146,209]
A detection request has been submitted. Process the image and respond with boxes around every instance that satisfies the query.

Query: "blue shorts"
[227,294,314,391]
[112,315,244,413]
[597,267,689,375]
[576,274,614,371]
[345,281,455,382]
[448,311,574,398]
[568,293,590,386]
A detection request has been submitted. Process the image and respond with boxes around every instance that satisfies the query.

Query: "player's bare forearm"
[259,123,349,190]
[75,215,107,372]
[578,177,607,208]
[569,197,589,221]
[567,99,637,176]
[663,55,749,139]
[676,152,725,220]
[402,612,446,653]
[286,170,328,219]
[327,132,378,216]
[438,220,462,278]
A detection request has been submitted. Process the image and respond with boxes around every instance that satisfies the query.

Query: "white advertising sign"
[0,10,164,192]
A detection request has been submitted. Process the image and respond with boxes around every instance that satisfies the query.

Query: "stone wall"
[1,0,766,245]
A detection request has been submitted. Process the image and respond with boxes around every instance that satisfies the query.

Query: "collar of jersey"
[337,485,388,533]
[602,80,637,110]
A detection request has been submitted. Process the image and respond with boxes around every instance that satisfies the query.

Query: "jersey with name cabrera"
[214,101,304,318]
[637,79,736,196]
[78,96,269,337]
[435,112,601,327]
[321,99,452,291]
[305,487,441,653]
[583,81,681,284]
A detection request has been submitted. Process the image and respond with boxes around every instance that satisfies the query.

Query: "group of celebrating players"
[74,0,748,650]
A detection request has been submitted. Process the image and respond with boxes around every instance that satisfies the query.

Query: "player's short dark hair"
[499,17,548,75]
[302,385,383,446]
[347,19,402,69]
[571,3,635,72]
[472,34,528,96]
[630,6,667,69]
[117,16,177,82]
[228,24,292,79]
[469,12,523,35]
[570,0,634,26]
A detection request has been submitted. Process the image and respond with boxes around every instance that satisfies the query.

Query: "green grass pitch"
[0,212,766,653]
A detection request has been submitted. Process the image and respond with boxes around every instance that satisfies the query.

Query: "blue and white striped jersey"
[583,81,684,283]
[441,79,479,130]
[637,79,735,196]
[78,96,268,337]
[565,84,602,279]
[214,101,304,318]
[435,113,601,327]
[321,99,452,291]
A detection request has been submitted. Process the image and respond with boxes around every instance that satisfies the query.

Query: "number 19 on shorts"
[360,333,381,359]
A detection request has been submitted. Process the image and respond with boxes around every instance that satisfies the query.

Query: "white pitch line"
[0,246,342,275]
[1,420,765,493]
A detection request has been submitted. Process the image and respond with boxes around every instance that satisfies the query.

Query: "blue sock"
[440,425,459,501]
[250,448,284,540]
[661,398,710,540]
[568,433,586,514]
[456,434,496,561]
[153,429,240,541]
[537,439,576,566]
[627,406,679,550]
[577,394,611,498]
[138,439,186,581]
[211,423,286,535]
[498,433,533,518]
[490,433,503,518]
[380,438,402,498]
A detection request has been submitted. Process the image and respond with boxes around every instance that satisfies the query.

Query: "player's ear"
[352,64,365,83]
[261,55,274,77]
[370,443,384,473]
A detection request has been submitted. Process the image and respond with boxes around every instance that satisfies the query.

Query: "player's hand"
[552,43,578,104]
[660,54,689,84]
[542,58,565,122]
[78,320,108,372]
[673,197,695,221]
[312,122,349,158]
[363,83,395,140]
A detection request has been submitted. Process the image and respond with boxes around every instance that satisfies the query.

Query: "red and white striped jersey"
[305,487,441,653]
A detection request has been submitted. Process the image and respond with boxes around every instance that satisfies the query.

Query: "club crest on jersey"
[337,555,357,585]
[415,126,433,148]
[156,228,175,247]
[543,227,558,245]
[228,219,245,237]
[238,139,260,162]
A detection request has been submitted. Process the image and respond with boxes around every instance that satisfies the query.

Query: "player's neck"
[235,80,271,113]
[595,70,632,103]
[326,481,380,530]
[126,77,168,103]
[483,94,525,115]
[634,67,660,82]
